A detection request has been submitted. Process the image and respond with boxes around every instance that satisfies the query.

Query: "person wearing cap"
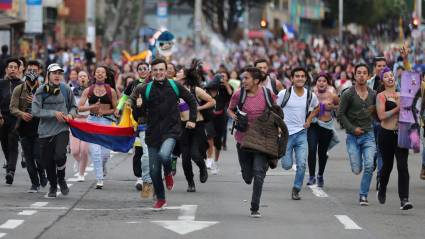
[32,63,77,198]
[0,57,23,185]
[10,60,48,192]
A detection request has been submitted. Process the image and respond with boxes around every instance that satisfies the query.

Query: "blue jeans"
[148,138,176,200]
[346,132,376,197]
[281,129,308,190]
[88,115,112,181]
[139,131,151,183]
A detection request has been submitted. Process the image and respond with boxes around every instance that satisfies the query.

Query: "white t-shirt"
[277,87,319,135]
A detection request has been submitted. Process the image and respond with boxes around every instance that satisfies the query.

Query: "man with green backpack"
[130,58,197,210]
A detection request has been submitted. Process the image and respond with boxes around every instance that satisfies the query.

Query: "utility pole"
[339,0,343,42]
[244,0,249,42]
[86,0,96,50]
[194,0,202,51]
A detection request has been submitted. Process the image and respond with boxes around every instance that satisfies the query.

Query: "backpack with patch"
[145,79,180,101]
[280,86,313,119]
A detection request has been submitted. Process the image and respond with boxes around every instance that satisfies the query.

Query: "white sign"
[151,205,219,235]
[25,1,43,34]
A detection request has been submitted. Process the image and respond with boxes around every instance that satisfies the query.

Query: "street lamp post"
[339,0,343,42]
[194,0,202,52]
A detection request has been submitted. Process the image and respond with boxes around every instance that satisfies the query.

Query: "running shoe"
[46,187,57,198]
[5,172,14,185]
[135,178,143,191]
[306,176,316,186]
[96,180,104,189]
[27,185,39,193]
[206,158,213,169]
[58,180,69,195]
[250,210,261,218]
[153,199,167,211]
[291,187,301,200]
[359,196,369,206]
[165,173,174,191]
[400,199,413,210]
[77,175,85,182]
[317,175,324,188]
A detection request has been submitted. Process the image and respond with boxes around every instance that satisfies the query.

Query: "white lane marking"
[308,185,329,198]
[18,210,38,216]
[0,220,24,229]
[31,202,48,207]
[0,232,6,238]
[335,215,362,230]
[75,206,182,212]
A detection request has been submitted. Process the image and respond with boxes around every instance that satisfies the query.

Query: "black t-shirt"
[210,85,232,115]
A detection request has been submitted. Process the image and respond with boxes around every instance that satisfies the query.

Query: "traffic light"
[260,19,268,29]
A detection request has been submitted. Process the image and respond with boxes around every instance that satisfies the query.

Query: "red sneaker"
[153,199,167,211]
[165,173,174,191]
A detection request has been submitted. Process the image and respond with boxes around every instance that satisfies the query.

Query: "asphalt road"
[0,129,424,239]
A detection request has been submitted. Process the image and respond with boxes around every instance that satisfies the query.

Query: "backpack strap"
[145,82,153,100]
[262,86,273,108]
[237,87,247,110]
[269,75,279,95]
[59,82,70,111]
[168,79,180,98]
[280,86,292,108]
[305,87,313,117]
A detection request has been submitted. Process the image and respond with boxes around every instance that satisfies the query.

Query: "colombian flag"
[0,0,12,10]
[68,106,137,153]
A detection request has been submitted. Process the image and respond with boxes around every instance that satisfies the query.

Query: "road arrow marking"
[151,205,218,235]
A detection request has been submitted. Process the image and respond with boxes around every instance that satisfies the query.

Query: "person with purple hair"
[306,73,339,187]
[376,66,413,210]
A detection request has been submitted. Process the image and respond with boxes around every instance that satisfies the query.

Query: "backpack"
[269,74,279,95]
[41,82,71,111]
[280,86,313,119]
[238,86,273,110]
[145,79,179,100]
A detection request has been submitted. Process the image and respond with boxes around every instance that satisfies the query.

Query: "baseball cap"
[47,63,64,73]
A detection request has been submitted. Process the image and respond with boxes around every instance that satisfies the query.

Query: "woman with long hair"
[376,67,412,210]
[78,65,118,189]
[176,65,215,192]
[70,70,90,181]
[306,73,339,187]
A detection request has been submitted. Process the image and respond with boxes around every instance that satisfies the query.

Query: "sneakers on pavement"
[135,178,143,191]
[377,190,386,204]
[306,176,316,186]
[27,185,39,193]
[77,175,85,182]
[40,174,48,187]
[206,158,213,169]
[400,199,413,210]
[317,175,324,188]
[5,172,14,185]
[165,173,174,191]
[211,161,219,175]
[58,180,69,195]
[96,180,104,189]
[141,182,153,198]
[153,199,167,211]
[200,165,208,183]
[187,181,196,192]
[291,187,301,200]
[250,210,261,218]
[46,186,57,198]
[359,196,369,206]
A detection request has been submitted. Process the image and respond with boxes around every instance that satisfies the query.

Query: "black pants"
[206,114,226,150]
[39,131,69,188]
[180,122,207,184]
[236,143,268,212]
[133,146,143,178]
[21,135,42,187]
[0,117,19,173]
[378,128,409,200]
[307,123,333,177]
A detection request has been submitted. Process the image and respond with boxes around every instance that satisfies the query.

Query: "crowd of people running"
[0,37,425,218]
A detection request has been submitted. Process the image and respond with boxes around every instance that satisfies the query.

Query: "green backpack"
[145,79,180,100]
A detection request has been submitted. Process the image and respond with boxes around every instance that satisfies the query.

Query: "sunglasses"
[138,67,149,72]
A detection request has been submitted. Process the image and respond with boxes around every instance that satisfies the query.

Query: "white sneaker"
[206,158,213,169]
[292,164,297,171]
[77,175,85,182]
[96,180,103,189]
[211,161,219,175]
[135,178,143,191]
